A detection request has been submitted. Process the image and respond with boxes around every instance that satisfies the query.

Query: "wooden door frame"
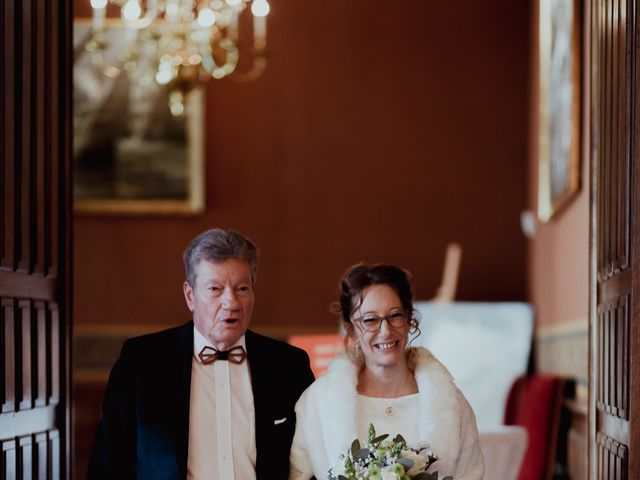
[0,0,73,477]
[588,0,639,477]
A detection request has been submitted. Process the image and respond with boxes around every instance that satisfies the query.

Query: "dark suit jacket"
[87,322,315,480]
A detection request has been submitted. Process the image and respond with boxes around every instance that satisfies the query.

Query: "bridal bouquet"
[328,424,452,480]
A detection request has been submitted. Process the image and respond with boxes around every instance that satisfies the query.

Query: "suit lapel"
[245,330,270,473]
[245,331,266,411]
[174,322,195,478]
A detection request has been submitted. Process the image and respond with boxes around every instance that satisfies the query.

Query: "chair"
[503,375,567,480]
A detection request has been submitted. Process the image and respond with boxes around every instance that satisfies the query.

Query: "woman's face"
[351,284,410,370]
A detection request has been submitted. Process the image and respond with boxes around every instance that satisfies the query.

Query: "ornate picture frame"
[537,0,581,222]
[73,20,205,215]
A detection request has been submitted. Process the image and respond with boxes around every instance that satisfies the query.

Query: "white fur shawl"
[289,347,484,480]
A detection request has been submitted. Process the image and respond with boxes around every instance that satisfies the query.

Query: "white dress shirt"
[187,328,256,480]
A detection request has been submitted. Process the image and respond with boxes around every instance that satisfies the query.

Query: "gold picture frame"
[72,20,205,215]
[537,0,581,222]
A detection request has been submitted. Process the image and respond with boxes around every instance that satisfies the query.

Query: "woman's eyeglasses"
[353,311,408,332]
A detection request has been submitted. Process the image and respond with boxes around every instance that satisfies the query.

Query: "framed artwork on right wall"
[537,0,581,222]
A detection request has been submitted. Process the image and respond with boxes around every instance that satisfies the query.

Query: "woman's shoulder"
[297,352,357,402]
[411,347,470,408]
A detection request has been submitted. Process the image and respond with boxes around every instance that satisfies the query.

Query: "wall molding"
[535,319,588,399]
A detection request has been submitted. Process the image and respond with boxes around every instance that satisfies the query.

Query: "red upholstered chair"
[503,375,566,480]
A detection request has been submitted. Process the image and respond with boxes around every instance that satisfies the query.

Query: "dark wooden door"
[590,0,639,478]
[0,0,73,478]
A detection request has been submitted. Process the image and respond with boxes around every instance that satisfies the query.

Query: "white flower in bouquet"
[380,466,402,480]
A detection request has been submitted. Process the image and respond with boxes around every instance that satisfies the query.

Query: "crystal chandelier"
[86,0,270,115]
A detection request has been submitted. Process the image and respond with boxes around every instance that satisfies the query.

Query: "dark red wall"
[74,0,531,332]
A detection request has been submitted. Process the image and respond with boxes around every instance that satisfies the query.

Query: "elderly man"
[87,228,315,479]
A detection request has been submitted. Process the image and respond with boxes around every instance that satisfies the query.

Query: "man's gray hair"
[183,228,258,287]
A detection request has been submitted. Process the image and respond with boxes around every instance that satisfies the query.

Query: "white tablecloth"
[479,425,528,480]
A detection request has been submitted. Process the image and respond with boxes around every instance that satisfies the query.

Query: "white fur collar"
[320,347,463,474]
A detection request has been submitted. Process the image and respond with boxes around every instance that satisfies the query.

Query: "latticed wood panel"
[596,294,629,419]
[595,0,633,282]
[597,433,628,480]
[0,432,60,479]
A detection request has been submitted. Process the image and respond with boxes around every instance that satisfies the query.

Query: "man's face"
[183,258,255,350]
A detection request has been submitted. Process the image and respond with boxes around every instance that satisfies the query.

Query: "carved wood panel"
[0,431,60,478]
[596,294,629,419]
[596,0,632,281]
[1,300,59,412]
[597,433,628,480]
[0,0,72,478]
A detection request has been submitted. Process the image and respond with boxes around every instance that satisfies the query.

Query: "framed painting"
[73,20,205,215]
[537,0,581,222]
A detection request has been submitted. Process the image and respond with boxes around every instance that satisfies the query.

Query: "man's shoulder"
[122,321,192,352]
[246,329,309,359]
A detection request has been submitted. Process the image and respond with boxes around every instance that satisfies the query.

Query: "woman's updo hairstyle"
[330,263,420,335]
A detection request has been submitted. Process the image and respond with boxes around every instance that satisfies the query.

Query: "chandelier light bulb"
[169,101,184,117]
[251,0,270,17]
[166,2,178,18]
[197,7,216,28]
[169,91,185,117]
[156,63,174,85]
[226,0,242,7]
[122,0,142,21]
[90,0,108,8]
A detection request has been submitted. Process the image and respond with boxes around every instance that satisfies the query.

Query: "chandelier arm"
[229,56,266,82]
[199,44,239,78]
[229,13,267,82]
[197,9,241,79]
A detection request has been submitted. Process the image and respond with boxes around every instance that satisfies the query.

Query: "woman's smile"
[373,340,400,351]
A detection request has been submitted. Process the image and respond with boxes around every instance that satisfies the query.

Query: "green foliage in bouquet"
[328,424,453,480]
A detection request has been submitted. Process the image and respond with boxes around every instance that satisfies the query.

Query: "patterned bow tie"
[198,345,247,365]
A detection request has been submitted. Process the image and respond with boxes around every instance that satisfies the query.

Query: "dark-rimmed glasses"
[353,311,408,332]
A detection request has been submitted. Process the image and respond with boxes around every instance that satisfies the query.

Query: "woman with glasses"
[289,263,484,480]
